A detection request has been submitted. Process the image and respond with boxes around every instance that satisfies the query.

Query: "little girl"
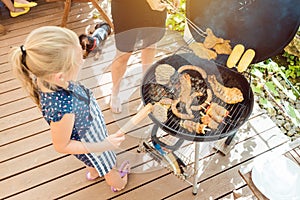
[9,26,129,192]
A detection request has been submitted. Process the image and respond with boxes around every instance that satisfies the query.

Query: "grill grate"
[141,53,253,142]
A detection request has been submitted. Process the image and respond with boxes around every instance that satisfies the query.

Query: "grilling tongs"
[116,103,153,134]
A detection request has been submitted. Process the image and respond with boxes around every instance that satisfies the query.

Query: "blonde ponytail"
[9,26,81,109]
[10,46,41,108]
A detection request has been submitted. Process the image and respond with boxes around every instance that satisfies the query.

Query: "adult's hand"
[146,0,168,11]
[147,0,180,11]
[171,0,180,9]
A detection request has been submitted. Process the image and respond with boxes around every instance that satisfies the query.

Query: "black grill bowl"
[141,53,254,142]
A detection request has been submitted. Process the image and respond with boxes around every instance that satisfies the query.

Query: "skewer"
[200,111,227,125]
[203,127,211,132]
[206,102,232,118]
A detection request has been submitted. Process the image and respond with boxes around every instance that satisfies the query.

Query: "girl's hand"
[105,132,125,149]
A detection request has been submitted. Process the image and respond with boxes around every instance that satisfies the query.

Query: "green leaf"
[251,85,263,94]
[271,77,284,90]
[272,76,296,101]
[259,98,273,109]
[283,102,300,127]
[251,68,263,78]
[265,81,279,96]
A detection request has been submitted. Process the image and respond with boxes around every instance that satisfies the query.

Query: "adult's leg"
[135,44,156,111]
[141,44,156,73]
[1,0,31,17]
[1,0,24,12]
[110,50,131,113]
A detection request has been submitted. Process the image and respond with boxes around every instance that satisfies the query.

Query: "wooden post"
[61,0,71,27]
[0,24,6,36]
[90,0,114,31]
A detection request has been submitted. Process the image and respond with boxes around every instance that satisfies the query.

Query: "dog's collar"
[89,38,97,51]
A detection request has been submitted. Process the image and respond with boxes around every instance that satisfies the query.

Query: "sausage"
[171,99,194,120]
[177,65,207,79]
[191,89,212,111]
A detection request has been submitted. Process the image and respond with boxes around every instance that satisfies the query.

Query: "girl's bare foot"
[85,167,99,181]
[111,161,130,192]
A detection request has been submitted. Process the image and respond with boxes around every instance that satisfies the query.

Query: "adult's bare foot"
[15,0,32,4]
[14,0,37,8]
[110,95,122,113]
[10,7,30,17]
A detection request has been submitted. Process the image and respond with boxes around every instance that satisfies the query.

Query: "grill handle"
[151,124,184,151]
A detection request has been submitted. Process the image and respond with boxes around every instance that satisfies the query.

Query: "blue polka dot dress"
[40,82,116,176]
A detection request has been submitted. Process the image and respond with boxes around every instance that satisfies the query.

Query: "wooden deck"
[1,1,300,199]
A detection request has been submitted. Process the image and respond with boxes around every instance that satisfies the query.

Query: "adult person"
[109,0,179,113]
[1,0,37,17]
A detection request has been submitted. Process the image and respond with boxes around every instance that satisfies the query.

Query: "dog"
[79,22,112,60]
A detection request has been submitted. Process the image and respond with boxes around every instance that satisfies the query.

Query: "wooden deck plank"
[0,119,49,146]
[1,156,84,200]
[0,98,35,118]
[222,186,257,200]
[115,126,287,200]
[3,113,280,198]
[294,147,300,157]
[287,148,300,165]
[166,129,289,200]
[1,1,299,199]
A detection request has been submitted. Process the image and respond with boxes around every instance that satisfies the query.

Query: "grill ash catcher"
[136,0,300,195]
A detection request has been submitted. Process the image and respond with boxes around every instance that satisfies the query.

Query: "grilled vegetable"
[237,49,255,72]
[226,44,245,68]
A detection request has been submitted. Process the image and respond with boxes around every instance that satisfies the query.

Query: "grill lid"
[186,0,300,64]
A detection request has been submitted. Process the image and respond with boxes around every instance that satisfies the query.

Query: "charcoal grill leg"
[225,131,237,145]
[192,142,200,195]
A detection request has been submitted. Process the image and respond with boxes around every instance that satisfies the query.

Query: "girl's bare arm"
[50,114,125,154]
